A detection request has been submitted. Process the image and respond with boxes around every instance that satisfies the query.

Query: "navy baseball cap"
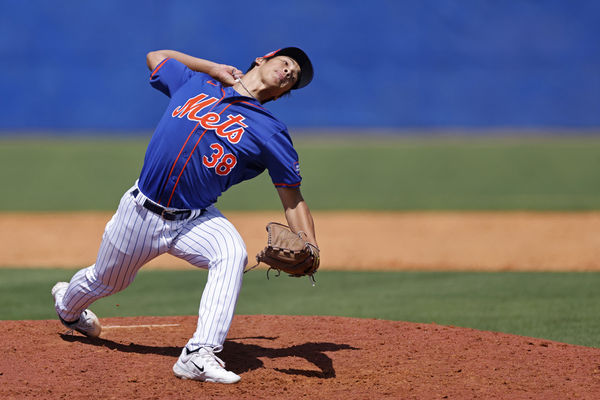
[249,47,314,90]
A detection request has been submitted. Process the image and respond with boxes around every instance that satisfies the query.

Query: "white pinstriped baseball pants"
[54,184,247,349]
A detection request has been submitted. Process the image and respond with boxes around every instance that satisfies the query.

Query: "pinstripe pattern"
[55,184,247,348]
[170,207,247,347]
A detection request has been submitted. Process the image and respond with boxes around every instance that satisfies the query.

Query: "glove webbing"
[244,260,317,286]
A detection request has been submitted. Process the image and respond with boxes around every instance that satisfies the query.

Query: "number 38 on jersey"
[202,143,237,176]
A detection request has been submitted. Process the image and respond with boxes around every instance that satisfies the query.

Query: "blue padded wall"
[1,0,598,131]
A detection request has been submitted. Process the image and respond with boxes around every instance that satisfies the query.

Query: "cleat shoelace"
[200,347,226,368]
[188,346,226,368]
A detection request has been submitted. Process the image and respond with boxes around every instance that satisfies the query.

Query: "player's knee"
[89,265,131,296]
[215,244,247,271]
[240,247,249,269]
[231,236,248,264]
[231,246,248,269]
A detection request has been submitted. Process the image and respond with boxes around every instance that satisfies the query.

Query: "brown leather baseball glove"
[247,222,320,282]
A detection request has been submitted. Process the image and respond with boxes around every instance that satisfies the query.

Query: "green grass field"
[1,135,599,348]
[3,268,600,348]
[1,136,599,210]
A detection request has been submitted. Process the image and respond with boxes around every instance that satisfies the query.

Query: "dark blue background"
[1,0,599,131]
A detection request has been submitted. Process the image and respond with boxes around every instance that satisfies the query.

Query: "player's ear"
[254,57,265,66]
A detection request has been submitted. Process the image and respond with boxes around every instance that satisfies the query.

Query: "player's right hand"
[209,64,243,87]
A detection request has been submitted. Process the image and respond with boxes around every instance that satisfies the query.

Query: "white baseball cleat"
[173,346,241,384]
[51,282,102,338]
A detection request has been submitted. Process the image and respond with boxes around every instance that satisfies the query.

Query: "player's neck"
[233,78,257,101]
[233,72,280,103]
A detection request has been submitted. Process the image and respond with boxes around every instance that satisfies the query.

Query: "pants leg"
[169,206,248,349]
[55,188,170,321]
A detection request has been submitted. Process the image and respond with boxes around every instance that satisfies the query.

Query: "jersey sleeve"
[149,58,196,97]
[262,131,302,188]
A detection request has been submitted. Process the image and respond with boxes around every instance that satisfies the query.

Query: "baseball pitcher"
[51,47,319,384]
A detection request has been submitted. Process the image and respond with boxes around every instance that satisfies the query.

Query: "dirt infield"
[2,315,600,399]
[1,211,599,271]
[2,211,600,398]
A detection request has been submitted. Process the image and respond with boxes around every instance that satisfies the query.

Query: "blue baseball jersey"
[137,58,302,210]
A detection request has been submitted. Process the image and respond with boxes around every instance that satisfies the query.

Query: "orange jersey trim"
[274,182,301,187]
[150,57,171,79]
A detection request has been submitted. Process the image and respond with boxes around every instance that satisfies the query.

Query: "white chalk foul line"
[102,324,180,329]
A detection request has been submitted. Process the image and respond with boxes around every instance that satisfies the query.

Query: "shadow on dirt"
[60,334,358,379]
[225,337,359,378]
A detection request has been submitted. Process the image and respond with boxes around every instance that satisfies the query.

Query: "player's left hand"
[250,222,320,281]
[208,64,244,87]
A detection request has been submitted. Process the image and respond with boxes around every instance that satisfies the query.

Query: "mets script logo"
[171,93,247,144]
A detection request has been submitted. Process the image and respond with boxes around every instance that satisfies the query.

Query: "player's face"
[260,56,300,95]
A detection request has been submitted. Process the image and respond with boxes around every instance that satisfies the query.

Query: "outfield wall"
[1,0,599,131]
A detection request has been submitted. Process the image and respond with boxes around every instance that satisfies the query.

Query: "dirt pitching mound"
[2,315,600,399]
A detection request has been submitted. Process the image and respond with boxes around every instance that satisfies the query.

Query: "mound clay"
[2,315,600,399]
[2,211,600,398]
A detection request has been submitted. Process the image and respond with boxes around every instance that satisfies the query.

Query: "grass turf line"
[1,136,600,210]
[3,268,600,348]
